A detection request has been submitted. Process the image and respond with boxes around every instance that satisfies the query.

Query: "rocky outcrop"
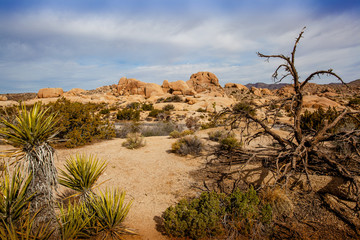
[250,87,262,97]
[0,95,8,101]
[66,88,85,95]
[145,83,164,98]
[162,80,196,96]
[303,95,342,109]
[37,88,64,98]
[117,77,147,96]
[187,72,223,95]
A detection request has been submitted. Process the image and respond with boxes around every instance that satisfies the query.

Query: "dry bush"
[171,135,203,156]
[122,133,146,149]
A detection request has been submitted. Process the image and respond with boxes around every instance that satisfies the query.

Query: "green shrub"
[46,98,115,148]
[348,97,360,108]
[162,104,175,111]
[219,136,241,151]
[162,187,272,239]
[208,130,225,142]
[171,135,202,156]
[233,102,256,116]
[300,107,340,133]
[164,95,183,102]
[126,102,141,110]
[141,103,154,111]
[122,133,145,149]
[148,109,164,118]
[117,108,140,121]
[162,191,226,239]
[99,108,110,115]
[201,121,216,129]
[196,108,206,112]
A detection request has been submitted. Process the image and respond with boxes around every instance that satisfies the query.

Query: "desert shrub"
[300,107,347,133]
[46,98,115,148]
[196,108,206,113]
[219,136,241,151]
[233,102,256,116]
[162,191,226,239]
[162,187,272,239]
[116,108,140,121]
[169,129,194,138]
[140,122,179,137]
[164,95,183,102]
[260,187,294,219]
[126,102,141,110]
[348,97,360,109]
[141,103,154,111]
[99,108,110,115]
[171,135,202,156]
[201,121,216,129]
[208,130,226,142]
[185,116,200,131]
[162,104,175,111]
[122,133,145,149]
[148,109,164,118]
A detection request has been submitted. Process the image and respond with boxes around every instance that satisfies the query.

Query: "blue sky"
[0,0,359,93]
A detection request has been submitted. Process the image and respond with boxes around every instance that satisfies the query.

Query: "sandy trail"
[55,136,203,239]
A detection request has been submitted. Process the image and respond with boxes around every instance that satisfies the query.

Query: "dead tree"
[213,27,360,230]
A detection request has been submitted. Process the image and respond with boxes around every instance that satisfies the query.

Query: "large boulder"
[66,88,85,95]
[303,95,342,109]
[187,72,223,94]
[37,88,64,98]
[145,83,164,98]
[162,80,195,96]
[0,95,8,101]
[117,77,146,96]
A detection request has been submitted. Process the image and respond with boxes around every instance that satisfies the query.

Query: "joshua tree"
[0,103,60,236]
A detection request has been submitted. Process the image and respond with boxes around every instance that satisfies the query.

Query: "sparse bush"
[201,121,216,129]
[122,133,145,149]
[169,129,194,138]
[99,108,110,115]
[126,102,141,110]
[348,97,360,109]
[162,187,272,239]
[116,108,140,121]
[148,109,164,118]
[260,187,294,219]
[164,95,183,102]
[140,122,180,137]
[162,104,175,111]
[185,116,200,131]
[196,108,206,112]
[208,130,226,142]
[219,136,241,151]
[171,135,202,156]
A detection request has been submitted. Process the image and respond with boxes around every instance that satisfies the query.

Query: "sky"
[0,0,359,93]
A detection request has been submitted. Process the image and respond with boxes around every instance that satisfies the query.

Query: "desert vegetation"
[0,28,359,239]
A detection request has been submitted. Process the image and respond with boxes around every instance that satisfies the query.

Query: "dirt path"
[55,136,203,239]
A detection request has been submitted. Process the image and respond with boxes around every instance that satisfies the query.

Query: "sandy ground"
[54,136,203,239]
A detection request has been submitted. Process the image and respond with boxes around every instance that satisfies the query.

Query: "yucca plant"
[0,208,53,240]
[89,188,134,240]
[59,154,107,201]
[58,201,93,240]
[0,103,59,236]
[0,167,33,226]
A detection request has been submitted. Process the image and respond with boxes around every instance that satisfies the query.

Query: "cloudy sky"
[0,0,359,93]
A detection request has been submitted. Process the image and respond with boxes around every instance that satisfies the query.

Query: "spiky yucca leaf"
[89,189,134,240]
[0,207,53,240]
[0,103,59,149]
[59,154,107,200]
[0,168,33,225]
[58,201,93,240]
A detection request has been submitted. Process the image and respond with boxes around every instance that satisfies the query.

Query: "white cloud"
[0,6,359,93]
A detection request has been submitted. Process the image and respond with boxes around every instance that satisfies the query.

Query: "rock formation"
[187,72,223,95]
[37,88,64,98]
